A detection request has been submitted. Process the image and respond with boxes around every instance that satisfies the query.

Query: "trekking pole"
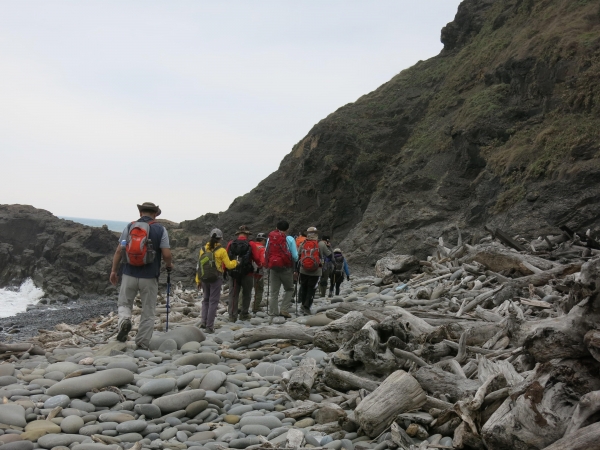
[266,270,270,316]
[166,269,172,332]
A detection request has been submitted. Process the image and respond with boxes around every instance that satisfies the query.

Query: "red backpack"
[265,230,292,269]
[300,240,320,272]
[124,221,157,266]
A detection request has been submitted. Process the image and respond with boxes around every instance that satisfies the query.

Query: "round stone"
[176,430,189,442]
[158,339,178,352]
[134,403,162,419]
[116,419,147,434]
[295,418,315,428]
[224,414,240,424]
[46,368,134,398]
[152,389,206,414]
[44,394,71,409]
[241,424,271,436]
[69,399,95,413]
[60,415,84,434]
[0,404,27,428]
[106,360,139,373]
[185,400,208,418]
[181,341,202,353]
[44,371,65,382]
[238,415,282,429]
[199,370,226,391]
[138,378,177,396]
[90,391,121,407]
[0,441,34,450]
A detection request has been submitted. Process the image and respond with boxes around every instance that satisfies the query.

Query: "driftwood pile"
[2,226,599,450]
[231,226,600,449]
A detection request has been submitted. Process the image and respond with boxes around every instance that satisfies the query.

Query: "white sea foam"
[0,279,45,318]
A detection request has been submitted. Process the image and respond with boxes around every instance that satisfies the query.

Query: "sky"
[0,1,462,223]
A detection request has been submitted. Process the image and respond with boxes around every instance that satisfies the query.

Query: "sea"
[0,217,129,317]
[0,279,45,318]
[59,216,130,233]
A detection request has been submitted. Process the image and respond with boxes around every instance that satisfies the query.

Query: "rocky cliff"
[0,205,118,299]
[181,0,600,268]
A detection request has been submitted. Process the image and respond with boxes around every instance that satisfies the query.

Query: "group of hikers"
[109,202,351,349]
[195,220,351,333]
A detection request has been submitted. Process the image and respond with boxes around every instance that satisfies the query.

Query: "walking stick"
[166,269,171,332]
[266,270,270,315]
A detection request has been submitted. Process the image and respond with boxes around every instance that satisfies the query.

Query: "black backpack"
[227,239,253,279]
[333,254,345,274]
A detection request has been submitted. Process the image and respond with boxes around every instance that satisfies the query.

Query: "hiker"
[226,225,263,322]
[297,227,331,315]
[109,202,173,350]
[264,220,298,318]
[295,230,307,249]
[195,228,238,333]
[252,232,267,313]
[329,248,350,297]
[318,235,334,298]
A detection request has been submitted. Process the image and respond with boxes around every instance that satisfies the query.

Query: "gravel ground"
[0,296,117,342]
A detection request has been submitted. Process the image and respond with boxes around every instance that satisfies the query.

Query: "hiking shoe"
[206,327,215,334]
[280,311,291,319]
[200,323,206,329]
[240,313,251,321]
[328,292,333,298]
[302,306,311,315]
[117,319,132,342]
[229,315,237,323]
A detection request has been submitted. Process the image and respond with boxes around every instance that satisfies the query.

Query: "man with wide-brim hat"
[137,202,162,217]
[109,202,173,349]
[226,225,263,321]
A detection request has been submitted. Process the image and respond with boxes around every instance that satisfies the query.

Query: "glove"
[347,276,350,281]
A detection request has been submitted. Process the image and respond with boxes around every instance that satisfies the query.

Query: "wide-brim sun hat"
[306,226,318,239]
[235,225,253,235]
[334,248,342,253]
[137,202,161,217]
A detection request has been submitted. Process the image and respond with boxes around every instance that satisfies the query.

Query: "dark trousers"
[229,275,253,319]
[329,272,344,296]
[299,274,319,309]
[201,277,223,328]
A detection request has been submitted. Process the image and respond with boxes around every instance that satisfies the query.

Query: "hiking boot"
[137,343,149,351]
[229,315,238,323]
[240,313,251,321]
[117,319,132,342]
[280,311,291,319]
[200,323,206,329]
[302,306,311,315]
[328,292,333,298]
[206,327,215,334]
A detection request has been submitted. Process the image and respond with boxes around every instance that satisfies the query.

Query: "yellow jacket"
[195,243,237,284]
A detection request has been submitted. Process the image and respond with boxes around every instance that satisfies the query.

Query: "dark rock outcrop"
[0,205,118,299]
[178,0,600,270]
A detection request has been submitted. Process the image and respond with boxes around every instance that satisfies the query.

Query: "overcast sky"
[1,1,461,223]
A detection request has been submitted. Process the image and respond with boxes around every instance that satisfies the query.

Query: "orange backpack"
[299,240,320,272]
[124,221,156,266]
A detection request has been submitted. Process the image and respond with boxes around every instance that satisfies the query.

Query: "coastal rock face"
[0,204,117,298]
[177,0,600,270]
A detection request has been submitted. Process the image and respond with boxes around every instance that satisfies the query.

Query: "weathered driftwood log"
[282,400,320,419]
[508,262,582,288]
[313,311,370,352]
[333,320,398,376]
[510,300,600,363]
[482,358,600,449]
[232,324,314,348]
[322,363,380,392]
[584,330,600,364]
[564,390,600,437]
[383,306,435,338]
[0,342,45,355]
[413,365,481,402]
[468,243,556,274]
[355,370,426,437]
[542,423,600,450]
[287,357,318,401]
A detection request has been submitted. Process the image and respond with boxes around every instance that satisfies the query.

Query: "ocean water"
[60,216,129,233]
[0,278,45,318]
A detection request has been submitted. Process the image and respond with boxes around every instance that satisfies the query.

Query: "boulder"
[45,368,134,397]
[152,389,206,414]
[149,326,205,350]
